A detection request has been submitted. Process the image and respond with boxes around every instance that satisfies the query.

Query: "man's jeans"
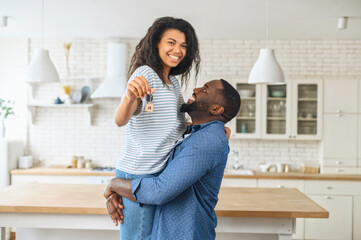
[115,169,158,240]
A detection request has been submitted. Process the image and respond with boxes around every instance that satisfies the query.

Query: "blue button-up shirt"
[131,120,229,240]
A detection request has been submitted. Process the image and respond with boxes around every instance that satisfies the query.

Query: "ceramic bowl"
[238,89,255,98]
[270,91,286,97]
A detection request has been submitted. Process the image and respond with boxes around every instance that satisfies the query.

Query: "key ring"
[146,94,153,102]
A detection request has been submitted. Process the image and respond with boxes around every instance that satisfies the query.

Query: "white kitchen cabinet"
[305,180,361,195]
[324,79,358,114]
[220,178,257,187]
[231,82,262,138]
[354,196,361,240]
[11,175,58,184]
[305,195,353,240]
[11,175,87,184]
[358,115,361,163]
[322,166,358,174]
[258,179,305,240]
[231,80,323,140]
[261,80,322,140]
[261,83,292,139]
[322,114,358,159]
[291,80,323,140]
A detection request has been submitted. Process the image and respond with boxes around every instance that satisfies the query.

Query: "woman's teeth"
[169,55,180,60]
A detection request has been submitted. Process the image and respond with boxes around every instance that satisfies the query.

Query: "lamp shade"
[26,49,60,83]
[91,42,127,98]
[248,48,285,85]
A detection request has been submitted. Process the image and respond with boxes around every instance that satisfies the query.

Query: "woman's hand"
[224,126,231,140]
[125,76,155,101]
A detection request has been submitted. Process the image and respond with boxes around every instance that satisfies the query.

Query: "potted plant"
[0,98,15,138]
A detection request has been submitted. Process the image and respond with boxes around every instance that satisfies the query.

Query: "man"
[104,79,241,240]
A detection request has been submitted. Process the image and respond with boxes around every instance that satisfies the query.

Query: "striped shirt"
[116,65,186,174]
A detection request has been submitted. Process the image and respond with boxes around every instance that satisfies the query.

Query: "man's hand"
[224,126,231,140]
[104,182,114,199]
[106,193,124,226]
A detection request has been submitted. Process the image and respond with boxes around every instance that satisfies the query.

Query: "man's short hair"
[220,79,241,122]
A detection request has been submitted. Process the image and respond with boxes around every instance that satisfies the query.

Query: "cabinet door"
[292,80,323,140]
[355,196,361,240]
[322,114,357,159]
[324,79,358,113]
[220,178,257,187]
[11,175,58,184]
[231,83,261,139]
[305,195,352,240]
[261,83,291,139]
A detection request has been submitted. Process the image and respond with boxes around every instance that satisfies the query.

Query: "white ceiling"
[0,0,360,40]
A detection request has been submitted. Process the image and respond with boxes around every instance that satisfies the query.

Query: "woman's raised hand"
[125,76,155,100]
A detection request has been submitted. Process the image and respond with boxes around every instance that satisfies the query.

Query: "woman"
[111,16,200,240]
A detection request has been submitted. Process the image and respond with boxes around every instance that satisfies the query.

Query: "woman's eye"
[168,42,175,45]
[181,45,187,48]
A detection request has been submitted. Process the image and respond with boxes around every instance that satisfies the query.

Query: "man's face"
[181,80,224,114]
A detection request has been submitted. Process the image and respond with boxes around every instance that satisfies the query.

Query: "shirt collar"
[190,120,225,134]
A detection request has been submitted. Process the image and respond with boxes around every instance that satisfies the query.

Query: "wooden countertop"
[10,167,361,180]
[0,183,328,218]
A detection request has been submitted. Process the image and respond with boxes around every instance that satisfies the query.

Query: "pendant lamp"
[25,0,59,83]
[248,0,284,85]
[91,42,127,98]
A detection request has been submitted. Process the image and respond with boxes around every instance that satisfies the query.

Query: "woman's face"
[157,28,187,72]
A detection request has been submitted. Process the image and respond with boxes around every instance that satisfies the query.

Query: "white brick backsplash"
[27,38,361,170]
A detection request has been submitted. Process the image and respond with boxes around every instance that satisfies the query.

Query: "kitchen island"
[0,183,327,240]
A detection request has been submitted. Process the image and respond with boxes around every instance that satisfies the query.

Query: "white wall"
[0,38,28,143]
[25,38,361,169]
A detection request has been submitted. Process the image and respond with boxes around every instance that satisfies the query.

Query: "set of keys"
[145,94,154,112]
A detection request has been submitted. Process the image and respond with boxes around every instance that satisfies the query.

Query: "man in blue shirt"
[104,79,241,240]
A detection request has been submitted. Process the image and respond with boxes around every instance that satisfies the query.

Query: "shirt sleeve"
[131,132,223,205]
[127,66,155,116]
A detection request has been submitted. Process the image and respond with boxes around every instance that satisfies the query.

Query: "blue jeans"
[115,169,158,240]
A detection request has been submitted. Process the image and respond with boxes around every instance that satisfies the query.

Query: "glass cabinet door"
[262,84,291,139]
[233,83,260,138]
[293,80,323,139]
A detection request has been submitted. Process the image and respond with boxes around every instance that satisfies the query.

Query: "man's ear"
[210,104,224,116]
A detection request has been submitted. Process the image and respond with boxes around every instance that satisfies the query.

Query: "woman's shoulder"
[134,65,157,77]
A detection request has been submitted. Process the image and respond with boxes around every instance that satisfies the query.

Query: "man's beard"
[180,101,209,113]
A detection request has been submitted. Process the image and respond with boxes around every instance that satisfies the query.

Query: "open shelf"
[27,103,95,125]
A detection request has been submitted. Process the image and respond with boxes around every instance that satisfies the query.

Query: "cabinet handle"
[335,161,342,165]
[324,196,332,199]
[326,186,333,189]
[289,135,292,138]
[336,110,342,113]
[336,168,343,172]
[336,114,342,117]
[292,136,296,139]
[277,184,285,188]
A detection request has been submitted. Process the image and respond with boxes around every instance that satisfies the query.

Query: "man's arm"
[104,178,135,201]
[131,133,225,205]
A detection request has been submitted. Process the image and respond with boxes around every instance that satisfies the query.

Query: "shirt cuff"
[131,178,142,201]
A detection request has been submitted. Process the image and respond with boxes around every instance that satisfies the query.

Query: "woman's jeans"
[115,169,158,240]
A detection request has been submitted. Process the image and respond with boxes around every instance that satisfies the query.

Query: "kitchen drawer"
[258,179,304,192]
[86,176,113,185]
[322,166,358,175]
[305,180,361,195]
[323,158,357,167]
[11,175,58,184]
[221,178,257,188]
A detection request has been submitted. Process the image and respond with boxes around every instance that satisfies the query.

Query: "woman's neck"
[162,65,171,84]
